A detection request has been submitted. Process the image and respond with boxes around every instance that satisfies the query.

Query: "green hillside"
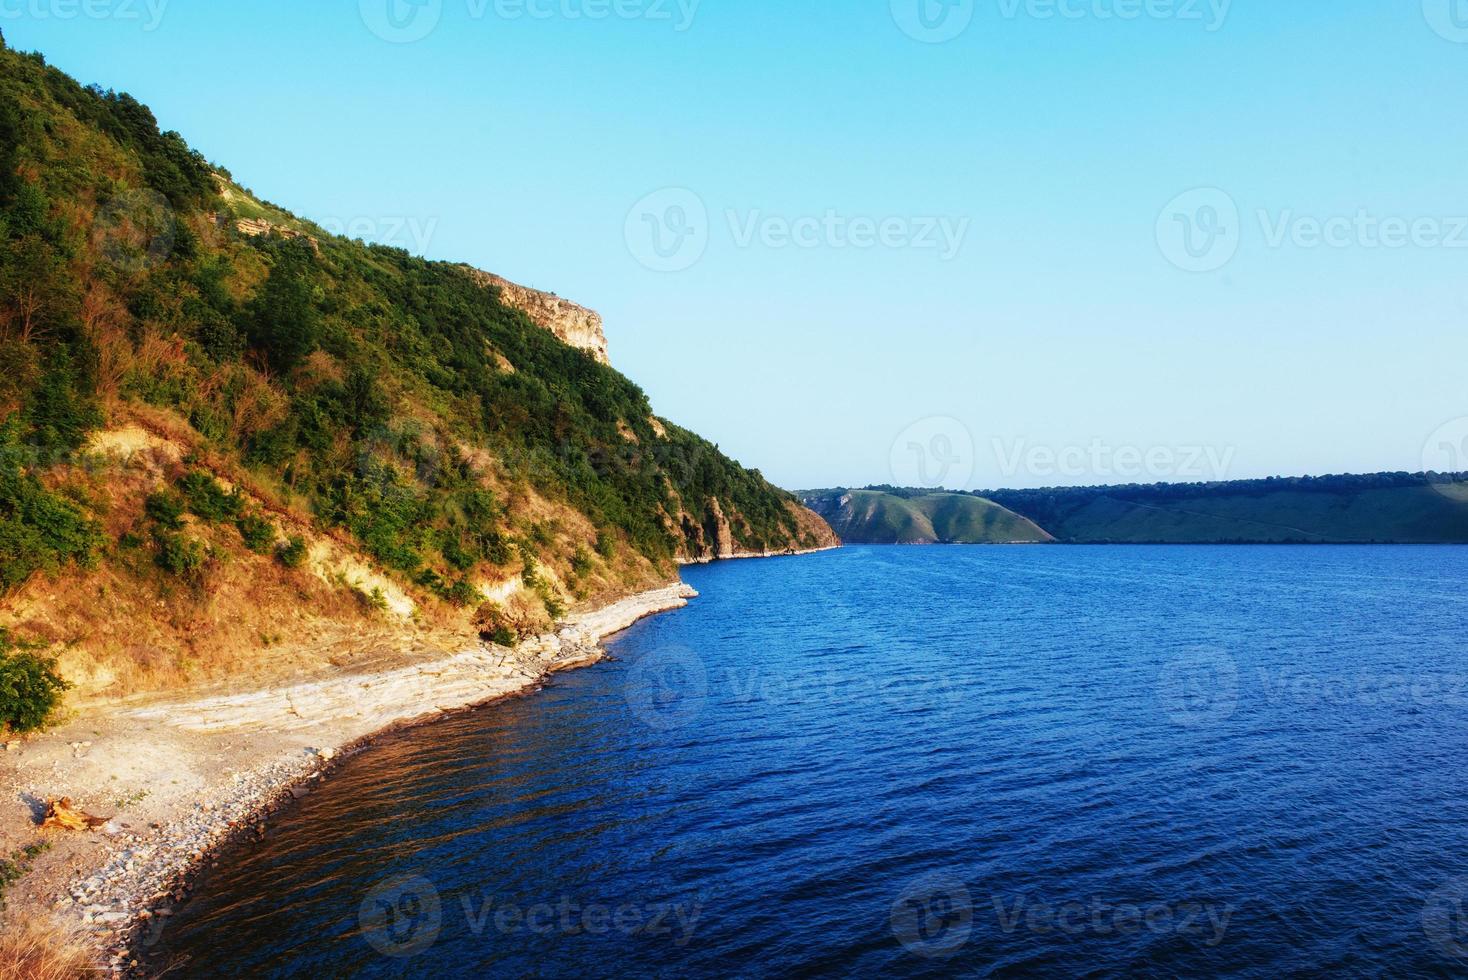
[984,474,1468,544]
[810,475,1468,546]
[802,490,1053,545]
[0,37,834,692]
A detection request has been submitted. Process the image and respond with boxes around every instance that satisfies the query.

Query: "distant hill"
[812,474,1468,545]
[802,490,1053,545]
[983,473,1468,544]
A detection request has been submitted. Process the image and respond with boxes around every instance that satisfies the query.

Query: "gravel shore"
[0,583,697,975]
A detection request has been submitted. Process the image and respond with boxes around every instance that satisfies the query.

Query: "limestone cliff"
[675,498,841,564]
[461,267,611,364]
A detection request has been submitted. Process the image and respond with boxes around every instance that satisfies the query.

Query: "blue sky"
[6,1,1467,490]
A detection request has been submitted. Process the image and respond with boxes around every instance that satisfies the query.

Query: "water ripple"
[152,546,1468,978]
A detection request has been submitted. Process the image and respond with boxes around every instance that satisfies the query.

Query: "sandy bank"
[0,583,696,974]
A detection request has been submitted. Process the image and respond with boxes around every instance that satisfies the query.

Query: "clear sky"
[6,1,1467,491]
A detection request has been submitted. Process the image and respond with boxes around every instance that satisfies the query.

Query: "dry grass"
[0,915,97,980]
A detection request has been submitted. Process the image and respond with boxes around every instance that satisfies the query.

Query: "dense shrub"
[0,426,101,591]
[235,513,274,553]
[178,470,242,522]
[0,631,69,733]
[144,491,184,530]
[472,595,550,647]
[153,530,206,578]
[275,535,307,569]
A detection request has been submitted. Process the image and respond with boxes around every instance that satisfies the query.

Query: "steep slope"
[985,475,1468,544]
[803,490,1053,544]
[0,38,835,700]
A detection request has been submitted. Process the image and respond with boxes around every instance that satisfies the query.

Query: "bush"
[472,594,550,647]
[143,491,184,530]
[275,534,307,569]
[235,513,274,553]
[0,430,101,591]
[0,631,69,734]
[443,578,481,607]
[352,585,388,614]
[154,530,205,578]
[178,471,242,522]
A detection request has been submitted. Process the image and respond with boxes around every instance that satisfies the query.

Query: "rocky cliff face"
[461,267,611,364]
[675,498,841,564]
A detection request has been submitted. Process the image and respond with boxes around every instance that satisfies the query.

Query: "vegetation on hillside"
[0,629,69,734]
[802,489,1051,545]
[982,474,1468,543]
[0,35,820,634]
[812,474,1468,545]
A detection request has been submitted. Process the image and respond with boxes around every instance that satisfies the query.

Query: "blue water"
[150,546,1468,977]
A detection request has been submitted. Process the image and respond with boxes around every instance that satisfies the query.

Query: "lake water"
[149,546,1468,977]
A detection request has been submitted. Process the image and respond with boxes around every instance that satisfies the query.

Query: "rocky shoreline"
[678,544,841,565]
[1,583,698,976]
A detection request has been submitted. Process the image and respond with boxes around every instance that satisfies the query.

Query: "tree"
[243,242,320,373]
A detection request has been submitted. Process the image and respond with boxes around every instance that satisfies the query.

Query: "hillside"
[802,489,1053,544]
[812,475,1468,546]
[0,38,836,702]
[984,474,1468,544]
